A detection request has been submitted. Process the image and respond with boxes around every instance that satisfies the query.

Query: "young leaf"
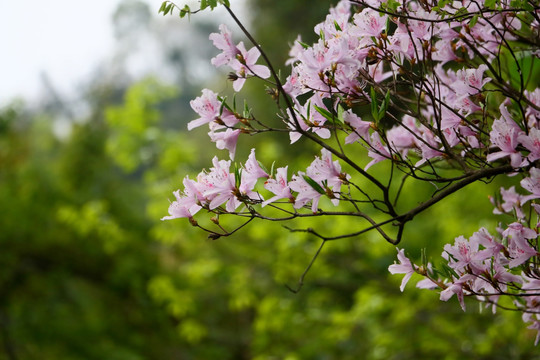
[370,87,379,122]
[243,100,250,119]
[314,105,335,123]
[303,175,326,195]
[235,165,242,188]
[297,40,310,49]
[469,14,479,27]
[378,89,391,121]
[336,104,345,124]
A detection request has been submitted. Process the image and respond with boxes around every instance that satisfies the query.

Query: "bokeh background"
[1,0,538,359]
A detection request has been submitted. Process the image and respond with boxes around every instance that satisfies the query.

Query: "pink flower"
[343,110,372,144]
[365,132,392,170]
[306,148,348,195]
[443,235,485,273]
[229,42,271,91]
[289,172,323,213]
[161,190,199,220]
[239,149,269,195]
[209,24,239,68]
[450,64,491,96]
[386,125,417,158]
[486,105,524,167]
[470,227,505,263]
[521,168,540,203]
[407,9,440,41]
[493,186,524,219]
[287,101,331,143]
[262,166,294,207]
[188,89,238,130]
[351,9,387,38]
[388,248,416,292]
[518,128,540,164]
[209,128,241,160]
[502,222,538,268]
[285,35,304,66]
[202,157,241,212]
[440,274,476,311]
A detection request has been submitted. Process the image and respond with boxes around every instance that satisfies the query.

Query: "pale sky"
[0,0,244,106]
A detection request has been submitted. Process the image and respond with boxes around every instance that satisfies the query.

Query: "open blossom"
[289,172,323,213]
[502,222,538,268]
[188,89,238,130]
[365,132,392,170]
[209,128,241,160]
[306,148,348,194]
[493,186,524,219]
[262,166,294,207]
[285,35,304,66]
[239,149,269,195]
[229,42,271,91]
[209,24,239,68]
[351,9,387,38]
[287,102,331,143]
[388,248,416,292]
[450,64,491,96]
[486,105,524,167]
[200,157,241,212]
[518,128,540,164]
[521,167,540,203]
[343,110,372,144]
[442,235,486,273]
[440,274,476,311]
[161,189,200,220]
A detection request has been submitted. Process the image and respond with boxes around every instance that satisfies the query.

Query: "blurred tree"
[2,0,539,359]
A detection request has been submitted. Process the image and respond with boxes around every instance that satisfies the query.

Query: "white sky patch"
[0,0,247,106]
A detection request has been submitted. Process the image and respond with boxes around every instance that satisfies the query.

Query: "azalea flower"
[262,166,293,207]
[209,24,239,68]
[388,248,416,292]
[229,42,271,91]
[188,89,238,130]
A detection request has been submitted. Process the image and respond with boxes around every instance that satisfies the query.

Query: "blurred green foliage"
[1,1,540,359]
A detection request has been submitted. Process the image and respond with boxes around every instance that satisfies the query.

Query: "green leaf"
[334,20,342,32]
[297,40,310,49]
[243,100,250,119]
[469,14,479,28]
[336,104,345,124]
[378,90,391,121]
[179,5,191,18]
[235,165,242,188]
[159,2,167,13]
[370,87,379,122]
[313,105,334,123]
[201,0,208,10]
[218,96,233,114]
[302,175,325,195]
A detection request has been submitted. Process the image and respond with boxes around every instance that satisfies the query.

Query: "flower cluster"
[391,218,540,343]
[163,148,349,219]
[161,0,540,342]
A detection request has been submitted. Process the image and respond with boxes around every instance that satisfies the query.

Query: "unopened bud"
[266,87,279,100]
